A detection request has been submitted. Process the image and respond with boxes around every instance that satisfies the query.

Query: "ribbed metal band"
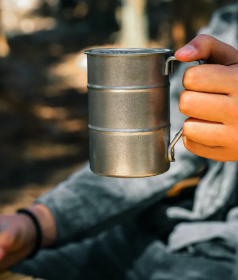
[87,84,170,90]
[88,124,170,133]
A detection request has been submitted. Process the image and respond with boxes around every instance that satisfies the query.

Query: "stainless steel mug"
[85,48,203,178]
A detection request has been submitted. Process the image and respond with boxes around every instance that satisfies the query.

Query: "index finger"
[183,64,238,95]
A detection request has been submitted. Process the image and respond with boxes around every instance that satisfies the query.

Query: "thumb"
[175,34,238,66]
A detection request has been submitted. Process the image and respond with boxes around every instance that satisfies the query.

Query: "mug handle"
[165,56,206,162]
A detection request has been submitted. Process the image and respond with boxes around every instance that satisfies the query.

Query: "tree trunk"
[121,0,149,47]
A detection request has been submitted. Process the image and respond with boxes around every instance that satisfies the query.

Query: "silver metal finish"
[164,56,177,75]
[85,48,203,177]
[165,56,206,76]
[168,128,183,162]
[85,48,174,177]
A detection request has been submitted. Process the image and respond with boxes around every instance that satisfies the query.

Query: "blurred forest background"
[0,0,236,213]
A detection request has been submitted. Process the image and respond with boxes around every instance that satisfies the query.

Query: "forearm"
[28,203,57,248]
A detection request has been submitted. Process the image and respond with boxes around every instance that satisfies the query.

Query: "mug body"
[85,48,173,177]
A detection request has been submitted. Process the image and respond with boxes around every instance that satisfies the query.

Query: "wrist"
[17,209,42,258]
[17,212,38,247]
[28,203,57,248]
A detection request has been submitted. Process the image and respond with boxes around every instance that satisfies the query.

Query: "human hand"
[0,214,36,271]
[0,204,56,272]
[176,34,238,161]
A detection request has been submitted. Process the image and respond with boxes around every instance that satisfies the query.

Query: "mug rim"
[84,48,173,56]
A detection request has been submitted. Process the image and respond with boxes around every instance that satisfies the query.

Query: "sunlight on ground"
[0,271,43,279]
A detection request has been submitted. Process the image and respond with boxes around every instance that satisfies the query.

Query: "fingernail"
[0,248,6,260]
[175,44,197,57]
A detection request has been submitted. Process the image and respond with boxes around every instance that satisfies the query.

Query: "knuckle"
[195,34,215,50]
[182,120,188,135]
[183,119,196,138]
[183,135,193,153]
[179,91,191,114]
[198,34,213,43]
[183,67,196,89]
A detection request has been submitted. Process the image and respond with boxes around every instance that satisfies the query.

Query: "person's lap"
[11,222,234,280]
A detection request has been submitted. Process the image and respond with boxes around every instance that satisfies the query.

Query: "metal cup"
[85,48,203,178]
